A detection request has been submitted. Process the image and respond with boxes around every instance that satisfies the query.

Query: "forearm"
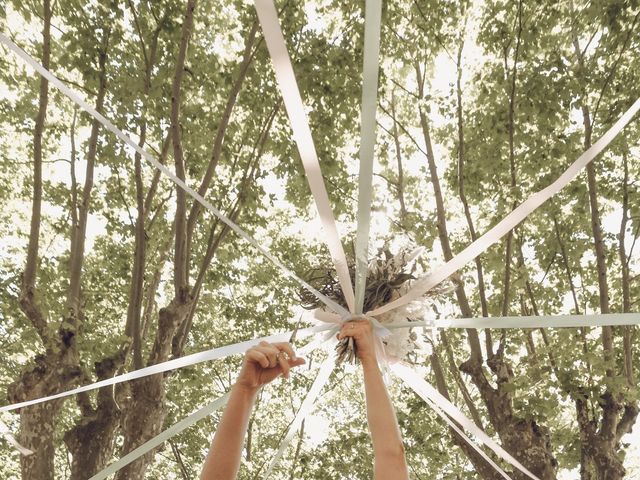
[361,358,408,479]
[200,384,258,480]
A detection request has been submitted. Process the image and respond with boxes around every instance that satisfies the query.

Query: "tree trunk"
[185,18,259,263]
[20,0,51,350]
[10,6,113,478]
[64,354,125,479]
[115,1,197,477]
[568,9,638,476]
[61,11,167,476]
[415,59,556,478]
[500,0,523,318]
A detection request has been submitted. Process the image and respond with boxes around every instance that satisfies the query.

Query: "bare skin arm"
[339,320,409,480]
[200,341,305,480]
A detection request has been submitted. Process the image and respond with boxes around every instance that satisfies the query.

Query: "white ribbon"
[392,363,540,480]
[254,0,356,313]
[0,32,349,320]
[386,312,640,330]
[354,0,383,314]
[0,420,33,456]
[0,325,330,414]
[89,393,230,480]
[89,341,332,480]
[264,349,337,478]
[3,313,635,417]
[370,97,640,316]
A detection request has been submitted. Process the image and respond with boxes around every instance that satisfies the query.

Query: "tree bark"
[65,29,111,329]
[454,29,491,355]
[500,0,523,318]
[64,354,125,479]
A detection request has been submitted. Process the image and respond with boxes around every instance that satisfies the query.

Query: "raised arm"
[200,341,305,480]
[339,320,409,480]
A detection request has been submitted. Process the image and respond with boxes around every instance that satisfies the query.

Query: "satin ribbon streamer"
[369,97,640,317]
[0,32,349,321]
[386,312,640,330]
[390,367,513,480]
[392,363,540,480]
[89,393,230,480]
[354,0,383,314]
[0,420,32,456]
[254,0,355,313]
[264,350,337,478]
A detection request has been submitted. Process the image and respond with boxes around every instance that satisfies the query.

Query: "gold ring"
[277,351,290,361]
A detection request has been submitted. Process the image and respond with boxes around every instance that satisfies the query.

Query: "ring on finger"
[277,351,290,361]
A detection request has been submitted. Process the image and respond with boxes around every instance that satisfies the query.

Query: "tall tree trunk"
[185,18,259,264]
[116,8,265,474]
[454,28,491,355]
[9,7,112,479]
[115,1,197,477]
[19,0,51,350]
[569,8,638,476]
[65,29,110,330]
[500,0,523,318]
[618,141,634,385]
[62,10,166,476]
[173,102,277,357]
[415,59,556,479]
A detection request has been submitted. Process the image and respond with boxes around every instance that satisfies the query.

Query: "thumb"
[290,357,306,368]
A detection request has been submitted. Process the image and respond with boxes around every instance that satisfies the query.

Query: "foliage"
[0,0,639,479]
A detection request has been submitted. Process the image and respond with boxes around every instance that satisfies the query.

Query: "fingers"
[246,348,270,368]
[278,354,291,378]
[257,341,280,368]
[248,342,306,379]
[273,342,296,360]
[289,357,305,367]
[338,319,372,340]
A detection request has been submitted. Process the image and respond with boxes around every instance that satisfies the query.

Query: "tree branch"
[20,0,52,348]
[170,0,198,299]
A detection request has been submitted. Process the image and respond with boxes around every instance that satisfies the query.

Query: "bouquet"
[300,247,455,364]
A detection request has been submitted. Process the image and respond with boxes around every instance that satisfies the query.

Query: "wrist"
[360,355,379,371]
[232,381,260,398]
